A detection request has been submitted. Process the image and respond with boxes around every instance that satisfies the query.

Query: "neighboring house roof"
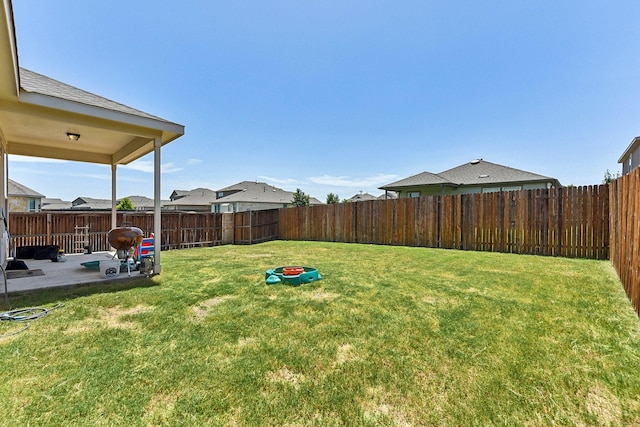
[71,197,112,210]
[186,188,216,198]
[213,181,323,205]
[7,179,44,198]
[378,191,397,200]
[217,181,255,192]
[67,195,160,210]
[438,159,558,186]
[72,197,104,206]
[169,190,191,201]
[41,198,73,210]
[381,172,453,189]
[169,188,215,201]
[348,192,378,202]
[124,195,157,210]
[165,189,217,209]
[380,159,560,191]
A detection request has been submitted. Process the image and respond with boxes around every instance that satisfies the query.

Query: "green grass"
[1,241,639,426]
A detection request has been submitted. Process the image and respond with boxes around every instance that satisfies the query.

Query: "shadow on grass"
[1,277,159,310]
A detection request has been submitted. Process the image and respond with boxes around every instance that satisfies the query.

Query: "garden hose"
[0,303,63,338]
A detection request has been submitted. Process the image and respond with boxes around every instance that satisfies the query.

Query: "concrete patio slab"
[2,252,152,294]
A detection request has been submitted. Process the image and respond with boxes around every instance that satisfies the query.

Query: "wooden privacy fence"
[8,210,280,253]
[609,168,640,316]
[279,185,610,259]
[233,209,279,244]
[9,211,224,253]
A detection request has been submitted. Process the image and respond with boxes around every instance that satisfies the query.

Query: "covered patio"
[3,251,152,295]
[0,2,184,289]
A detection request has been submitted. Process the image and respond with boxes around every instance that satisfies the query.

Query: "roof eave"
[379,182,456,191]
[19,91,184,136]
[618,136,640,164]
[0,0,19,100]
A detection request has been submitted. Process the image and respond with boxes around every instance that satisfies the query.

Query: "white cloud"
[307,173,399,188]
[258,176,302,185]
[186,158,203,165]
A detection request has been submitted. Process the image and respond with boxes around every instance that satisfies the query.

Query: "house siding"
[9,196,41,212]
[621,145,640,175]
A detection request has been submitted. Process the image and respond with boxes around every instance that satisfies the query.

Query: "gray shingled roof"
[380,160,559,190]
[214,181,323,205]
[348,192,378,202]
[125,196,156,209]
[165,190,217,207]
[438,159,556,185]
[380,171,453,189]
[71,200,112,210]
[216,181,258,192]
[19,67,168,122]
[41,198,73,210]
[8,179,44,198]
[378,191,398,200]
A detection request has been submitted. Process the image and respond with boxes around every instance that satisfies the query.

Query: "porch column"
[111,164,117,229]
[153,136,162,274]
[0,136,7,263]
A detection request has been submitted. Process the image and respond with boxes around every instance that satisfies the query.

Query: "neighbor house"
[211,181,323,213]
[40,198,73,211]
[380,159,560,198]
[7,179,44,212]
[71,197,112,210]
[345,191,397,201]
[68,195,163,211]
[378,191,397,200]
[618,136,640,176]
[347,192,378,202]
[121,195,162,211]
[164,188,216,212]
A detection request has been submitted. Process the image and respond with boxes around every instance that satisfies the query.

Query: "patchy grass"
[1,241,639,426]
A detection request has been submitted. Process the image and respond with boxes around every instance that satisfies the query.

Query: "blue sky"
[9,1,640,202]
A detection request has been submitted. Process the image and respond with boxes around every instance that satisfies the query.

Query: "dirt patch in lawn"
[191,296,234,320]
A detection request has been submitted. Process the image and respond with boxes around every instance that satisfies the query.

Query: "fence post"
[46,213,51,245]
[222,213,234,244]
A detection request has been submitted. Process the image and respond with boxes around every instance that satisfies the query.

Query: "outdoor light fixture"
[66,132,80,141]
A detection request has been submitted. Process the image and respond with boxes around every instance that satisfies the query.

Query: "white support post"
[0,138,7,264]
[153,136,162,274]
[111,164,117,230]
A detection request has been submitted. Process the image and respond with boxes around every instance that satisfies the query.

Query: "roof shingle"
[19,67,168,122]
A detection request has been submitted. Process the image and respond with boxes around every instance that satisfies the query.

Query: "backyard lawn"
[1,241,639,426]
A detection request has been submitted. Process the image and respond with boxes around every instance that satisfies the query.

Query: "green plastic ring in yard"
[265,266,322,286]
